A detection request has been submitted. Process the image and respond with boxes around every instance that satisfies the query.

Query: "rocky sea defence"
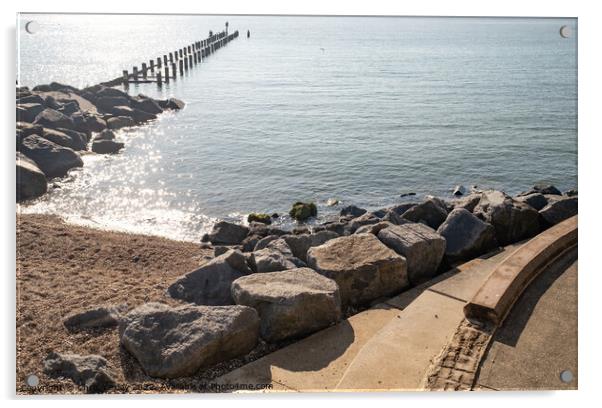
[24,178,577,390]
[16,82,185,202]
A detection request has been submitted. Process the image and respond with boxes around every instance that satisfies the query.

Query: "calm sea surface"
[18,15,578,242]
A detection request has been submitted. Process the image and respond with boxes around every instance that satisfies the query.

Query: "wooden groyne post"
[101,28,240,88]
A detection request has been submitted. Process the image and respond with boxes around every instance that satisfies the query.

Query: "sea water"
[18,15,578,242]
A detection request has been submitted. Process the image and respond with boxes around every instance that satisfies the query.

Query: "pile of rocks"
[16,82,184,202]
[48,183,577,390]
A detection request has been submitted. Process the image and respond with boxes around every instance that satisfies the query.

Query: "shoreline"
[18,181,578,244]
[17,183,578,393]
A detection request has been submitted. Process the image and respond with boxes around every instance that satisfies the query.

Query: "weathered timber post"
[150,60,155,73]
[141,63,147,79]
[122,70,129,87]
[164,65,170,83]
[188,54,193,67]
[171,62,176,78]
[193,52,197,64]
[184,56,188,70]
[179,59,184,75]
[169,52,173,62]
[156,71,162,86]
[163,55,168,65]
[179,49,183,58]
[157,57,162,68]
[133,66,139,82]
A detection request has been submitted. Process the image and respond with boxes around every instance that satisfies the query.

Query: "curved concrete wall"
[464,216,577,325]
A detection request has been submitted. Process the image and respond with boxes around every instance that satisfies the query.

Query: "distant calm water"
[18,15,578,242]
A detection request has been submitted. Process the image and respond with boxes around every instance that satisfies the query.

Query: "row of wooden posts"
[120,29,239,87]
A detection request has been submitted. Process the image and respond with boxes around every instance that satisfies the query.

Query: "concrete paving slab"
[335,290,466,391]
[215,304,402,391]
[476,247,577,390]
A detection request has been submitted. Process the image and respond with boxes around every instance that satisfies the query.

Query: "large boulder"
[59,101,80,116]
[249,239,305,272]
[389,203,417,216]
[33,108,74,129]
[16,122,43,139]
[377,223,446,284]
[401,197,448,229]
[289,201,317,222]
[515,192,548,211]
[168,249,251,305]
[16,103,45,123]
[107,105,135,118]
[307,233,409,306]
[16,152,47,202]
[473,190,541,245]
[43,352,116,393]
[450,193,482,213]
[96,96,130,111]
[254,234,281,251]
[247,222,286,238]
[106,116,135,130]
[206,221,249,245]
[232,268,341,342]
[57,128,89,148]
[95,86,129,99]
[340,205,367,218]
[119,303,259,378]
[436,208,498,264]
[354,221,395,235]
[241,234,262,252]
[37,82,79,93]
[129,108,157,124]
[519,183,562,196]
[44,95,62,110]
[91,139,124,154]
[347,212,381,233]
[19,135,83,179]
[164,98,185,110]
[539,196,578,226]
[63,305,127,330]
[17,94,45,105]
[41,128,87,151]
[283,231,339,262]
[381,209,405,225]
[320,221,347,236]
[131,97,163,114]
[83,115,107,133]
[94,129,115,141]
